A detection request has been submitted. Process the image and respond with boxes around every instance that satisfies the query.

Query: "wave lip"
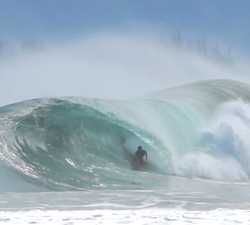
[1,79,250,193]
[0,98,170,192]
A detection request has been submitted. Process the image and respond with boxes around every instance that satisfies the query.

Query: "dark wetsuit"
[135,149,148,162]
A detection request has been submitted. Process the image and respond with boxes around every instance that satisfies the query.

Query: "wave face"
[1,79,250,193]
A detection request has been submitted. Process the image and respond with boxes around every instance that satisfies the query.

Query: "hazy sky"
[1,1,250,106]
[1,0,249,54]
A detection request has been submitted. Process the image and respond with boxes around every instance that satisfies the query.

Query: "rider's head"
[138,146,142,151]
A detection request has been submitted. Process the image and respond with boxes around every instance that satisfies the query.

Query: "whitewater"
[1,35,250,224]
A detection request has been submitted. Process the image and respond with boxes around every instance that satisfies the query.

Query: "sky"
[1,0,249,53]
[1,1,250,106]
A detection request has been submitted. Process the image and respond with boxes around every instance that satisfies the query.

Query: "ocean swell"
[1,79,250,192]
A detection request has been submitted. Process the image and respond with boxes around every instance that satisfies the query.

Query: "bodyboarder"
[135,146,148,162]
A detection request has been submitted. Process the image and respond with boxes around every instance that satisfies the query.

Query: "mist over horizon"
[1,1,250,107]
[1,30,250,108]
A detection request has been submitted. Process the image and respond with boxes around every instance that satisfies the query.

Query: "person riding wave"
[135,146,148,162]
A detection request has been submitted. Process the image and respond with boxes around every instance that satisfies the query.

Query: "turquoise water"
[1,79,250,193]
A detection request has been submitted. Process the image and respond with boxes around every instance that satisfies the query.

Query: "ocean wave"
[1,79,250,192]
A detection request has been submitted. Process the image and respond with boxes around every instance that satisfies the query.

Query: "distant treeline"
[168,30,233,65]
[0,32,233,66]
[0,39,44,59]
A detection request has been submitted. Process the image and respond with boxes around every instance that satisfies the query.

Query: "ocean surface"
[1,79,250,224]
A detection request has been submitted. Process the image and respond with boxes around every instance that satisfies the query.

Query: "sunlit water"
[1,79,250,224]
